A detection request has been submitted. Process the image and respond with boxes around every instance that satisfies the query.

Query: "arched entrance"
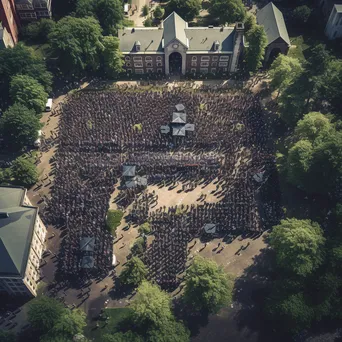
[268,48,281,64]
[169,52,182,75]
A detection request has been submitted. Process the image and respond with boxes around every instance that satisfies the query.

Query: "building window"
[222,68,228,72]
[191,61,197,67]
[157,68,162,73]
[125,56,131,61]
[146,62,152,67]
[35,1,48,8]
[127,69,132,73]
[201,56,210,61]
[16,3,33,9]
[200,62,209,67]
[191,68,196,73]
[156,62,162,67]
[212,56,218,61]
[133,57,142,62]
[135,69,144,74]
[126,62,131,67]
[219,62,228,67]
[191,56,197,61]
[156,56,162,61]
[134,62,143,67]
[145,56,152,61]
[19,12,37,18]
[200,68,208,74]
[219,56,229,61]
[146,68,153,73]
[211,62,217,67]
[36,11,49,16]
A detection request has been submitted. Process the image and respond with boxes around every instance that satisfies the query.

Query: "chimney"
[214,40,220,51]
[208,25,214,28]
[135,41,141,52]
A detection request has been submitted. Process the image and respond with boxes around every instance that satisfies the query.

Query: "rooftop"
[256,2,290,46]
[0,187,37,277]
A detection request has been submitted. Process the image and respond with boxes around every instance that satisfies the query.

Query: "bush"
[144,17,153,27]
[106,209,124,236]
[142,5,149,16]
[138,222,151,235]
[153,6,164,20]
[131,237,146,256]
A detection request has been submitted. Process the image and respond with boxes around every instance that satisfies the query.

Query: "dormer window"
[214,40,220,51]
[135,41,141,52]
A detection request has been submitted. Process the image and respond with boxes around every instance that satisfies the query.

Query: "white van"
[45,98,53,112]
[124,3,129,16]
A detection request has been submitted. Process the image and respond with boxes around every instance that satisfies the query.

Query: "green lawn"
[106,209,124,237]
[288,36,309,62]
[86,308,132,341]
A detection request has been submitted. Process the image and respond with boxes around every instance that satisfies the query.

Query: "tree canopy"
[0,43,52,93]
[293,5,311,24]
[28,295,66,334]
[10,74,48,114]
[183,256,234,313]
[166,0,201,22]
[22,19,56,44]
[0,330,16,342]
[0,103,41,150]
[153,6,165,20]
[245,24,267,72]
[101,36,123,77]
[130,281,173,328]
[48,16,104,74]
[269,55,303,95]
[120,256,148,287]
[269,219,325,277]
[11,156,38,187]
[209,0,246,25]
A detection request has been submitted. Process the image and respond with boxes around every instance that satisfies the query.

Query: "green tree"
[102,332,144,342]
[48,16,103,74]
[23,19,56,43]
[11,156,38,187]
[269,219,325,277]
[269,55,303,96]
[286,140,313,188]
[0,103,41,150]
[28,295,66,334]
[166,0,201,22]
[49,309,86,339]
[130,281,173,328]
[131,237,146,256]
[0,43,52,92]
[138,222,151,235]
[147,319,190,342]
[142,4,149,16]
[243,12,256,33]
[209,0,246,25]
[10,74,48,114]
[75,0,95,17]
[245,24,267,72]
[267,293,314,333]
[95,0,124,34]
[101,36,123,77]
[0,330,16,342]
[153,6,164,20]
[293,5,311,24]
[144,17,153,27]
[120,256,148,286]
[294,112,332,142]
[183,256,234,313]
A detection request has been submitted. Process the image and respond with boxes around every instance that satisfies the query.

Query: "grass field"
[86,308,132,341]
[106,209,124,236]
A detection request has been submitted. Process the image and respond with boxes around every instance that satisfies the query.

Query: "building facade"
[0,0,20,44]
[256,2,290,63]
[118,12,244,75]
[325,4,342,39]
[0,186,47,297]
[0,23,15,48]
[15,0,51,21]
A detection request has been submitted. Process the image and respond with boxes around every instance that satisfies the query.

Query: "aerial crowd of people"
[46,85,282,284]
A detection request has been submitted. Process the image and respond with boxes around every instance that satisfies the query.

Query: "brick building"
[118,12,244,75]
[0,0,20,45]
[0,186,47,297]
[15,0,52,21]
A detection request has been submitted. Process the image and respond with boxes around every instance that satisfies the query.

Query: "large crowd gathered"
[46,85,282,284]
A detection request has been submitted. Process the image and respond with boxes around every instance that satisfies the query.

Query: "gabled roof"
[172,125,186,136]
[122,165,136,177]
[163,12,188,48]
[172,112,187,124]
[80,237,95,252]
[256,2,290,46]
[0,187,37,277]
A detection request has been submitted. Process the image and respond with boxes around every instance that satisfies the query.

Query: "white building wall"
[325,6,342,39]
